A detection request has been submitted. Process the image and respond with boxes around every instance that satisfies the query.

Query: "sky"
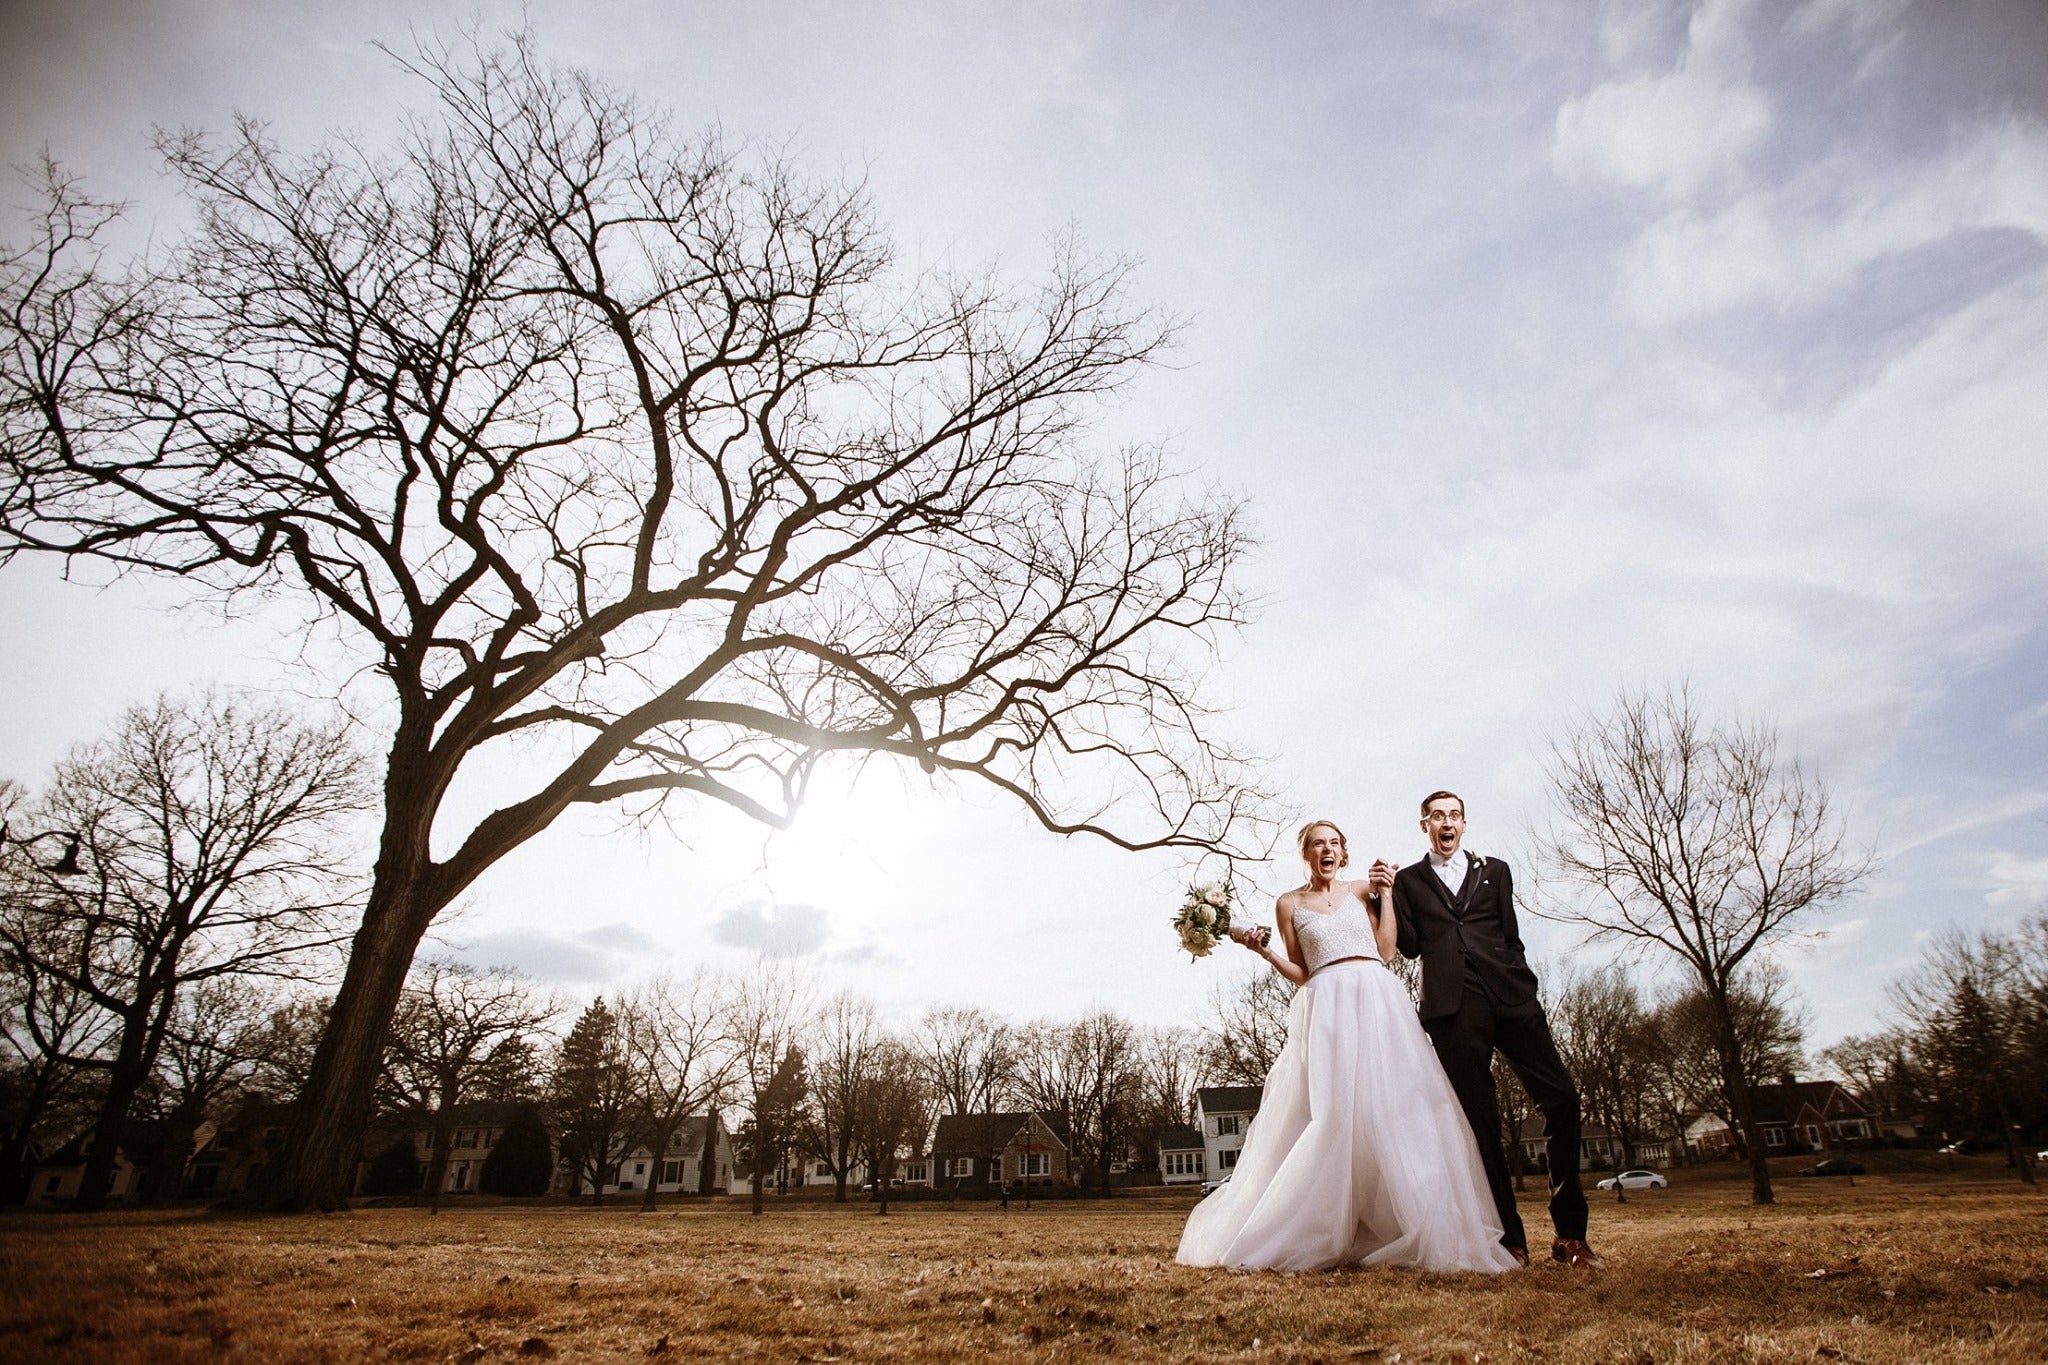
[2,0,2045,1057]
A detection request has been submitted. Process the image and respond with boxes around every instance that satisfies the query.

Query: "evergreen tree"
[479,1103,554,1197]
[361,1135,422,1197]
[547,999,635,1202]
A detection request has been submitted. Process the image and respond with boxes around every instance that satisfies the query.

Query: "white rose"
[1203,884,1229,909]
[1195,904,1215,928]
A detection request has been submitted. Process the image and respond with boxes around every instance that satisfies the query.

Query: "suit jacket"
[1392,852,1541,1022]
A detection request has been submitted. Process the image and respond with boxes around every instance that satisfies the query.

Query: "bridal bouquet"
[1173,879,1241,959]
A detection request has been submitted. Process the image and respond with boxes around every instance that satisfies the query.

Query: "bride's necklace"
[1303,881,1340,912]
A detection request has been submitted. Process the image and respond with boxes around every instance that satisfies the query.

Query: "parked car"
[1799,1158,1866,1177]
[1200,1174,1231,1196]
[1594,1169,1668,1191]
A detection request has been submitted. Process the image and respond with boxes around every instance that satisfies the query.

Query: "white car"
[1200,1174,1231,1196]
[1595,1169,1668,1191]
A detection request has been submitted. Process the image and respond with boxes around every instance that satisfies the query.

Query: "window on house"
[1213,1115,1242,1136]
[662,1160,682,1185]
[1164,1152,1203,1176]
[634,1162,647,1176]
[452,1162,470,1191]
[904,1162,928,1182]
[44,1175,60,1194]
[1021,1152,1050,1177]
[1220,1148,1239,1168]
[1765,1129,1784,1147]
[815,1161,832,1178]
[944,1157,973,1179]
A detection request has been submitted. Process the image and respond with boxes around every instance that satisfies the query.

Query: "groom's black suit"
[1391,851,1587,1251]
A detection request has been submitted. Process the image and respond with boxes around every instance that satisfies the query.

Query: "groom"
[1375,791,1599,1268]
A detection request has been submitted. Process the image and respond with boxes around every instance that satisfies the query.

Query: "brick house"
[929,1111,1070,1189]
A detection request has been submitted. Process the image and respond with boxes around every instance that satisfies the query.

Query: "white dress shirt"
[1430,847,1471,898]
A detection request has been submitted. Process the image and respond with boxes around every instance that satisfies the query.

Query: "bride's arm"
[1362,871,1398,962]
[1235,897,1308,985]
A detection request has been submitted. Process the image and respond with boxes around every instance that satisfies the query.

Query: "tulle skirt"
[1177,958,1518,1274]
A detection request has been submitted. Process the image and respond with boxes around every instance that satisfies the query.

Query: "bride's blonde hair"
[1296,819,1350,868]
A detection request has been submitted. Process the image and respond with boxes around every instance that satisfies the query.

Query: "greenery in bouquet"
[1172,879,1238,959]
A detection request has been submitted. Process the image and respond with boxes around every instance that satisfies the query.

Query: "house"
[1195,1086,1261,1180]
[29,1118,215,1205]
[1685,1078,1876,1158]
[27,1131,145,1206]
[1157,1125,1206,1185]
[1514,1117,1671,1173]
[185,1100,294,1197]
[929,1111,1071,1189]
[354,1101,557,1196]
[594,1114,733,1197]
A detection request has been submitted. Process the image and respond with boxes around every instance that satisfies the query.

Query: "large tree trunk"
[1992,1089,2037,1186]
[640,1122,675,1212]
[268,874,435,1210]
[1713,1002,1775,1206]
[75,996,162,1212]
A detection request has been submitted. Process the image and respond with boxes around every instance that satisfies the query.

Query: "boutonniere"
[1469,853,1486,871]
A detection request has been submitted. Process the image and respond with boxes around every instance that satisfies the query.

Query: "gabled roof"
[1745,1080,1869,1125]
[931,1111,1070,1154]
[1158,1126,1204,1152]
[1195,1086,1263,1115]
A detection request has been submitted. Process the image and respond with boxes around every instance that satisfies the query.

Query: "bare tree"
[856,1036,933,1216]
[1014,1009,1141,1191]
[0,908,117,1198]
[910,1004,1017,1118]
[134,977,268,1202]
[800,991,884,1202]
[730,961,810,1215]
[240,992,331,1104]
[1548,962,1657,1172]
[378,960,558,1211]
[0,692,365,1210]
[1202,970,1295,1087]
[1649,961,1808,1162]
[1538,684,1868,1205]
[1127,1024,1203,1173]
[619,970,736,1210]
[0,31,1271,1210]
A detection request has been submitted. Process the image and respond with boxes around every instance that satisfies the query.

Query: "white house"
[1194,1086,1261,1179]
[1157,1125,1206,1185]
[595,1114,733,1197]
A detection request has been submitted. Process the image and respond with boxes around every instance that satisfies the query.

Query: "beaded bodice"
[1293,893,1382,974]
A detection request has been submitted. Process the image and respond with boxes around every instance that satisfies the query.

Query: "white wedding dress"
[1177,897,1519,1273]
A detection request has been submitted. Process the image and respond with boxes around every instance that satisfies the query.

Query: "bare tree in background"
[0,30,1272,1210]
[1203,971,1295,1087]
[1548,962,1657,1172]
[1127,1024,1203,1173]
[730,962,810,1215]
[619,970,736,1210]
[911,1005,1017,1118]
[0,692,365,1210]
[856,1036,933,1216]
[135,977,268,1202]
[1014,1009,1140,1191]
[1539,685,1867,1205]
[1650,961,1808,1162]
[378,960,557,1211]
[801,992,884,1203]
[0,908,117,1197]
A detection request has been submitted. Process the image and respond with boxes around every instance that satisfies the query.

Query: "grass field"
[2,1157,2044,1362]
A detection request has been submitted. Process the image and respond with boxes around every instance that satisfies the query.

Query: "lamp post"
[0,823,84,876]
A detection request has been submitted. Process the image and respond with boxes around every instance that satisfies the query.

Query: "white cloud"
[1554,68,1771,200]
[1986,853,2048,907]
[1623,119,2048,322]
[1554,0,1771,200]
[712,899,832,958]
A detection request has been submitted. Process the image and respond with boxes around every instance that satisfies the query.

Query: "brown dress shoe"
[1506,1245,1531,1267]
[1551,1237,1605,1268]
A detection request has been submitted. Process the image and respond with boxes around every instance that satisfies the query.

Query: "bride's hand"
[1229,925,1271,951]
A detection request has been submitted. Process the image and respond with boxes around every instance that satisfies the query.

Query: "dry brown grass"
[2,1161,2044,1362]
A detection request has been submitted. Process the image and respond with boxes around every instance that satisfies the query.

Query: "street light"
[0,823,83,876]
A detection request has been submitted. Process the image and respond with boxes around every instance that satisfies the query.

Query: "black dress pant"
[1423,976,1588,1248]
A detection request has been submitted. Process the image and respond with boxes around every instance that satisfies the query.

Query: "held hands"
[1229,924,1272,952]
[1367,859,1397,896]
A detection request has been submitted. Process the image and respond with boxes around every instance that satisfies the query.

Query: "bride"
[1177,820,1520,1273]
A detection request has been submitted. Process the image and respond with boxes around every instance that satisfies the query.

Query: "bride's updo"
[1296,819,1350,868]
